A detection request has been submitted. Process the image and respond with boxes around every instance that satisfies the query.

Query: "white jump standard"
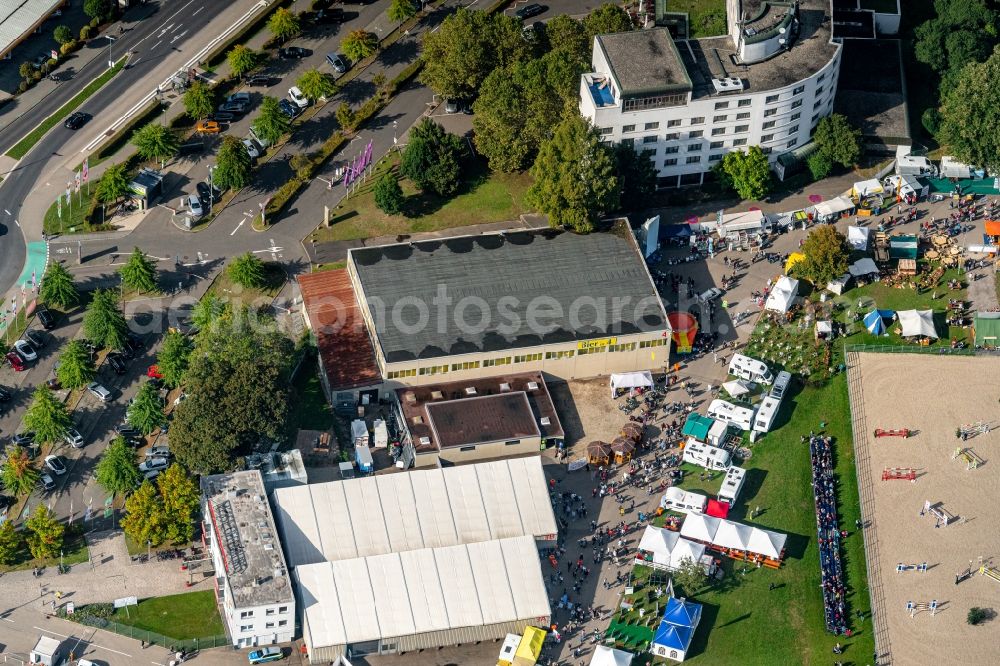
[906,600,939,617]
[896,562,928,573]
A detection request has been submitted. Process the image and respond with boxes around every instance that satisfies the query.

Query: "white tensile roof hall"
[271,457,558,567]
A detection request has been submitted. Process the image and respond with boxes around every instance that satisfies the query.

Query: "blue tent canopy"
[661,224,693,239]
[653,623,693,650]
[652,597,702,653]
[864,309,895,335]
[662,597,702,627]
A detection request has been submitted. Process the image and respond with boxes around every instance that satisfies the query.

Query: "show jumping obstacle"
[906,600,938,617]
[979,565,1000,583]
[953,447,984,470]
[957,421,990,437]
[896,562,928,573]
[874,428,910,439]
[923,500,955,528]
[882,467,916,481]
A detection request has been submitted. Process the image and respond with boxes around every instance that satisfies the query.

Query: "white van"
[707,399,756,432]
[728,353,774,385]
[769,371,792,400]
[718,466,746,504]
[683,440,731,471]
[752,395,782,434]
[660,486,708,515]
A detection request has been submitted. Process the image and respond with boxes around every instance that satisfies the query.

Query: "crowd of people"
[810,434,849,635]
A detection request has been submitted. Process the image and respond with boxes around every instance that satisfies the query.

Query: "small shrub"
[18,81,28,93]
[80,602,115,620]
[32,71,42,82]
[60,41,77,56]
[921,108,940,137]
[39,61,52,76]
[90,17,101,28]
[80,25,92,41]
[968,607,989,625]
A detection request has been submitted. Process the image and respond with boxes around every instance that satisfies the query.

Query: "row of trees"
[0,506,65,564]
[373,118,467,214]
[121,464,200,548]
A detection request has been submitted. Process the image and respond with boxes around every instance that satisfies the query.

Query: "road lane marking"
[3,209,10,215]
[14,219,20,227]
[193,5,204,14]
[231,218,246,235]
[171,30,189,44]
[152,39,162,50]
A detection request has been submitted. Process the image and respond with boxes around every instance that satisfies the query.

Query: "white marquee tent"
[847,225,870,250]
[297,535,551,662]
[679,513,721,544]
[812,195,855,221]
[897,309,937,338]
[610,371,654,398]
[272,458,557,567]
[591,645,634,666]
[680,515,787,560]
[637,526,708,572]
[849,258,879,277]
[853,179,883,197]
[765,276,799,314]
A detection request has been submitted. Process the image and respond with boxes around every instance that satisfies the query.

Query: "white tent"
[765,276,798,313]
[898,309,938,338]
[847,225,870,250]
[853,179,883,197]
[591,646,634,666]
[610,371,654,398]
[746,527,787,560]
[679,513,721,544]
[639,216,660,258]
[826,274,851,295]
[637,526,707,571]
[813,195,855,220]
[713,520,753,551]
[721,380,751,398]
[849,258,879,277]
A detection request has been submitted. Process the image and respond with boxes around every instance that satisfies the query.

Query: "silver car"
[87,382,112,402]
[186,194,204,218]
[13,339,37,361]
[243,138,262,160]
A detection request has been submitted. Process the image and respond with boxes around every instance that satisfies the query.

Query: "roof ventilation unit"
[712,78,745,93]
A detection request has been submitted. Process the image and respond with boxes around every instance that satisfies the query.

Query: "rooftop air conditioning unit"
[465,387,477,395]
[540,417,551,426]
[711,78,745,93]
[527,381,539,390]
[419,436,431,446]
[499,383,511,392]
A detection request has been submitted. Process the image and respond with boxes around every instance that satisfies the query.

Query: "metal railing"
[71,614,229,652]
[842,343,975,356]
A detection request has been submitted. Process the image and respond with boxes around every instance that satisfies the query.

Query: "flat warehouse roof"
[597,29,692,95]
[427,392,540,449]
[271,457,557,567]
[297,535,550,650]
[350,221,667,363]
[0,0,61,58]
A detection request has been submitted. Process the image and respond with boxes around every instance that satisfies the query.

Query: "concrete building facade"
[580,0,842,187]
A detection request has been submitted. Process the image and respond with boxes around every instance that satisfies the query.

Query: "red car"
[5,351,25,371]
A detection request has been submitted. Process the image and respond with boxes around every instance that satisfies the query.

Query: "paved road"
[0,0,262,313]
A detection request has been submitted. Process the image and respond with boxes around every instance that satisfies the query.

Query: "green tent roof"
[682,413,714,441]
[975,312,1000,346]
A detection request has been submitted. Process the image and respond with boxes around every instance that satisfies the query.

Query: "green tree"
[717,147,772,201]
[95,436,140,497]
[335,102,356,131]
[968,607,989,625]
[583,3,633,40]
[0,446,39,497]
[214,136,253,191]
[267,7,300,43]
[914,0,997,78]
[83,0,112,22]
[420,9,531,101]
[24,506,64,561]
[342,30,378,62]
[119,247,158,294]
[400,119,465,197]
[798,226,850,286]
[191,294,227,335]
[939,46,1000,173]
[614,144,657,205]
[388,0,418,23]
[543,15,589,63]
[83,288,128,350]
[374,172,405,215]
[807,151,834,181]
[132,122,179,168]
[0,520,22,565]
[158,464,200,543]
[921,107,941,137]
[170,309,294,472]
[228,252,266,289]
[54,25,74,45]
[157,331,193,389]
[183,81,215,120]
[227,44,259,80]
[526,113,619,232]
[296,68,336,101]
[670,557,708,597]
[96,163,132,206]
[128,382,167,436]
[251,97,291,146]
[813,113,862,168]
[23,386,70,446]
[19,62,34,82]
[56,340,96,390]
[122,480,168,547]
[40,261,78,309]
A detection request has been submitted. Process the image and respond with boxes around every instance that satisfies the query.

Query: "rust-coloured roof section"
[298,269,381,392]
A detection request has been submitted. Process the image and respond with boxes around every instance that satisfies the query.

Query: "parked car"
[249,127,272,149]
[195,120,222,134]
[64,428,84,448]
[246,73,275,87]
[139,457,169,473]
[248,647,284,663]
[115,424,140,438]
[217,101,249,116]
[698,287,725,303]
[12,431,34,446]
[185,194,204,218]
[45,455,67,476]
[326,53,347,73]
[5,351,25,371]
[36,307,56,329]
[444,99,460,114]
[64,112,90,130]
[87,382,112,402]
[315,7,345,23]
[0,386,10,401]
[40,473,55,492]
[243,138,262,160]
[278,46,311,59]
[209,111,236,123]
[147,444,171,459]
[278,99,300,119]
[514,3,545,19]
[25,329,45,348]
[13,339,37,362]
[288,86,310,108]
[196,182,220,209]
[107,352,127,375]
[225,92,251,105]
[125,332,143,353]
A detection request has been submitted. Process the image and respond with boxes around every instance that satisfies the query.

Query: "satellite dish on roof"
[779,27,786,34]
[779,38,786,44]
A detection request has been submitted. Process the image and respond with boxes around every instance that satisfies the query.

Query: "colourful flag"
[57,194,61,219]
[74,171,81,192]
[82,157,89,183]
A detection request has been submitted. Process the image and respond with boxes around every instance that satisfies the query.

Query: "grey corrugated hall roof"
[348,221,667,362]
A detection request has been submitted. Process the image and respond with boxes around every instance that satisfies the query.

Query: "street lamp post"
[208,165,216,215]
[393,120,398,146]
[106,36,116,68]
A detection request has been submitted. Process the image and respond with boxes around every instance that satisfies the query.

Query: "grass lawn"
[306,154,533,244]
[205,261,286,308]
[287,365,335,432]
[667,0,727,38]
[42,191,114,236]
[7,58,127,160]
[111,590,224,640]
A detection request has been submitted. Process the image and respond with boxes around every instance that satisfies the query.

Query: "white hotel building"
[580,0,842,187]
